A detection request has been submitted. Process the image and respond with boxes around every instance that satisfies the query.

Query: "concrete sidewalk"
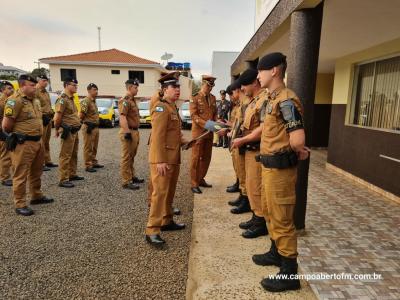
[186,148,316,300]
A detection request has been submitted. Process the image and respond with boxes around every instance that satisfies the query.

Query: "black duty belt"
[255,151,298,169]
[129,127,138,130]
[24,135,42,142]
[70,126,81,134]
[84,122,99,128]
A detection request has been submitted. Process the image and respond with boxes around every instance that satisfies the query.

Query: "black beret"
[37,74,49,80]
[87,83,98,90]
[238,68,258,86]
[226,85,232,95]
[230,79,241,91]
[257,52,286,70]
[125,78,140,86]
[19,74,37,83]
[64,77,78,84]
[220,90,226,95]
[0,80,13,88]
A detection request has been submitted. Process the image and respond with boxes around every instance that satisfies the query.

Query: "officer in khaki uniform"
[146,72,188,246]
[215,89,231,148]
[54,78,84,188]
[118,79,144,190]
[189,75,217,194]
[35,74,57,171]
[80,83,103,172]
[232,68,268,239]
[227,82,251,214]
[2,74,54,216]
[239,53,309,292]
[0,81,14,186]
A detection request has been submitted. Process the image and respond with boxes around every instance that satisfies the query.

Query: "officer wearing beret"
[146,71,187,246]
[189,75,217,194]
[232,68,268,239]
[226,79,251,214]
[35,74,57,171]
[80,83,103,173]
[54,78,84,188]
[2,75,54,216]
[118,78,144,190]
[235,52,309,292]
[0,81,14,186]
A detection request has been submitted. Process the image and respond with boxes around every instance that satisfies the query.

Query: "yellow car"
[138,100,152,127]
[96,98,119,128]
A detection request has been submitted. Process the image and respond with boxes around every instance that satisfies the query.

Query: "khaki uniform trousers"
[11,141,44,208]
[146,163,180,235]
[42,122,53,164]
[262,166,298,258]
[0,140,12,181]
[237,151,247,196]
[190,136,213,187]
[82,125,99,168]
[119,129,139,185]
[231,147,239,178]
[59,132,79,182]
[245,150,263,217]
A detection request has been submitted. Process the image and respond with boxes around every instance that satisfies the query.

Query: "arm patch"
[155,106,164,112]
[279,99,304,132]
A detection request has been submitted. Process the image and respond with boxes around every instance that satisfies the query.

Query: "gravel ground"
[0,127,193,300]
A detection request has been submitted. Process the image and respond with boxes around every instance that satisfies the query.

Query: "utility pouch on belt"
[84,122,97,134]
[42,114,52,126]
[255,151,298,169]
[0,131,7,141]
[60,124,71,140]
[244,141,260,152]
[6,133,24,151]
[238,144,246,155]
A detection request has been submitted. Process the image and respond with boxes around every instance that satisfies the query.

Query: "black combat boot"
[252,239,282,267]
[228,192,244,206]
[261,256,301,292]
[230,195,251,214]
[242,215,268,238]
[239,212,256,229]
[226,178,240,193]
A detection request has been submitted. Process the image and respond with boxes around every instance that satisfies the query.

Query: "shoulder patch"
[6,99,16,106]
[123,101,128,107]
[155,106,164,112]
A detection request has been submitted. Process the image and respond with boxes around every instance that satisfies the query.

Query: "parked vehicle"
[138,101,151,127]
[179,101,192,129]
[96,98,119,127]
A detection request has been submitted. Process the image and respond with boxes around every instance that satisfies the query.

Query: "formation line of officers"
[0,51,309,294]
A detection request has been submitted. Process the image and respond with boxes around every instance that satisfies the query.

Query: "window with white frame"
[351,55,400,132]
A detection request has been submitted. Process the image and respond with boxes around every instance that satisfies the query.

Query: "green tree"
[31,67,49,78]
[0,75,17,80]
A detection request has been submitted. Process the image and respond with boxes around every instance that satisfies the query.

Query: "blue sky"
[0,0,256,78]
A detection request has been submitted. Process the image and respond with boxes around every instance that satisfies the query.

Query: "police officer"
[2,74,53,216]
[35,74,57,171]
[118,79,144,190]
[80,83,103,172]
[146,72,187,246]
[227,80,251,214]
[54,78,84,188]
[216,89,231,148]
[232,68,268,239]
[0,81,14,186]
[189,75,217,194]
[237,53,308,292]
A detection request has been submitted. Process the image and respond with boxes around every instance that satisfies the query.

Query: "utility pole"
[34,61,41,70]
[97,26,102,50]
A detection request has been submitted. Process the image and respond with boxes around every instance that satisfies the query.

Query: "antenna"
[97,26,102,50]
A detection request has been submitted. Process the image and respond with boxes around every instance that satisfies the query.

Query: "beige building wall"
[315,73,334,104]
[48,64,161,98]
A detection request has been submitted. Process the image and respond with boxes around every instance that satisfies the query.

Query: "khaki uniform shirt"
[80,96,99,124]
[242,89,268,136]
[0,93,8,127]
[55,92,81,127]
[189,91,217,137]
[35,88,53,115]
[260,87,304,155]
[4,90,43,136]
[118,94,139,132]
[149,99,182,165]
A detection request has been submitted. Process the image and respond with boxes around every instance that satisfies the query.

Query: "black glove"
[124,132,132,140]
